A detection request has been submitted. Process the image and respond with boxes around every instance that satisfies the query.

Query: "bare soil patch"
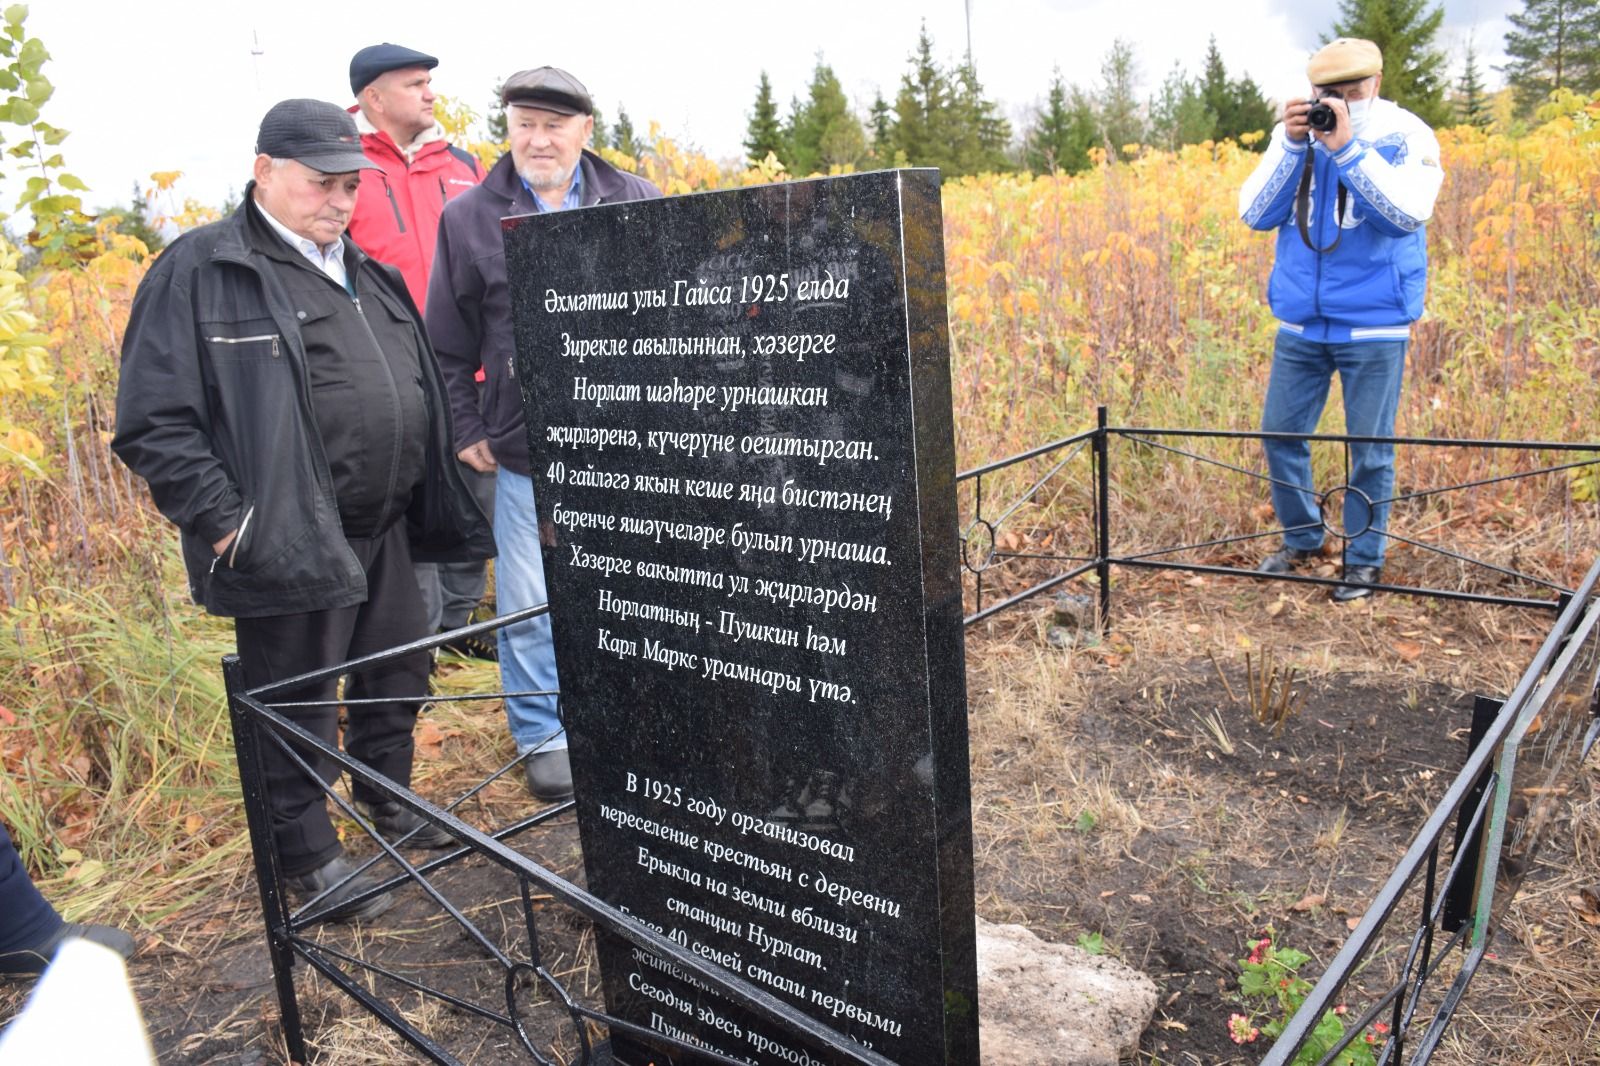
[965,573,1600,1065]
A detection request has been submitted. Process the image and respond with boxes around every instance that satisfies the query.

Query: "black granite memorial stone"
[504,169,975,1066]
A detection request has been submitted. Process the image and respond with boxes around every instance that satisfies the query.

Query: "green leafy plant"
[1076,930,1105,955]
[1230,929,1385,1065]
[0,3,99,265]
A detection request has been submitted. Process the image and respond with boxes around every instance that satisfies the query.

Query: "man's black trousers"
[234,522,431,877]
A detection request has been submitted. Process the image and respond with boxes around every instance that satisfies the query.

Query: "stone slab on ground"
[977,916,1158,1065]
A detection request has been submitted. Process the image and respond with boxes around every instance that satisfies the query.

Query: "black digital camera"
[1307,101,1338,133]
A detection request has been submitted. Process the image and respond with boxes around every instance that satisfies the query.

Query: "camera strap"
[1295,150,1347,254]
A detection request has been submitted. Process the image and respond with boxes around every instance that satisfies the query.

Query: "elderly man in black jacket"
[427,67,660,801]
[113,99,494,922]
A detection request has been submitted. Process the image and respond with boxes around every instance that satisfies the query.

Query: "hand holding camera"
[1284,94,1352,152]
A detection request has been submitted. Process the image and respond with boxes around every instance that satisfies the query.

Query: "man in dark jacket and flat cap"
[113,98,494,922]
[427,66,661,801]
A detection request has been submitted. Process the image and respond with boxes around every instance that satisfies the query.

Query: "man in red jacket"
[347,43,495,655]
[347,43,481,308]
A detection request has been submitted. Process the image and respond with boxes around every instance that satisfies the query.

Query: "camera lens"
[1307,102,1337,133]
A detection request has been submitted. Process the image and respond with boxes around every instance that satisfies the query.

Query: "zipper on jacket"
[352,294,408,533]
[439,178,448,207]
[384,178,407,233]
[210,504,255,573]
[205,228,365,597]
[207,333,280,357]
[228,505,255,568]
[1313,150,1325,321]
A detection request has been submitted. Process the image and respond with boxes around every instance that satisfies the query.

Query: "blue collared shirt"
[522,163,585,212]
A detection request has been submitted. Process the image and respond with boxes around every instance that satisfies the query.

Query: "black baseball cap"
[501,66,593,115]
[254,99,378,174]
[350,42,438,96]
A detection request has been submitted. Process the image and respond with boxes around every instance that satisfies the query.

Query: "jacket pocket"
[202,318,282,363]
[210,501,256,574]
[1267,263,1312,323]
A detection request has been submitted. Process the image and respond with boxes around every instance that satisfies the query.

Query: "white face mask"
[1346,96,1374,136]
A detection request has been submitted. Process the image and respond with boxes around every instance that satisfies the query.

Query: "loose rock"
[978,916,1158,1065]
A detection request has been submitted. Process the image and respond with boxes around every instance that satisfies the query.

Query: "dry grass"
[1430,790,1600,1066]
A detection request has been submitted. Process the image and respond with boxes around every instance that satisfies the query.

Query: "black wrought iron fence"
[1259,558,1600,1066]
[959,406,1600,626]
[222,410,1600,1063]
[959,411,1600,1064]
[224,608,893,1066]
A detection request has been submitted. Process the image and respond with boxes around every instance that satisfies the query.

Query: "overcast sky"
[28,0,1518,214]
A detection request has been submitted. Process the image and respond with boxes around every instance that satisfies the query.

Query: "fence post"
[223,654,308,1065]
[1094,405,1112,630]
[974,473,985,616]
[1442,695,1503,934]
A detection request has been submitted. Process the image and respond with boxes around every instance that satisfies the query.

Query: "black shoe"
[355,800,456,849]
[524,749,574,802]
[0,922,137,975]
[287,854,395,923]
[1332,565,1383,603]
[1259,547,1319,574]
[439,628,497,662]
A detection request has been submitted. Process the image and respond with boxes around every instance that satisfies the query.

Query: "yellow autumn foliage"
[0,240,53,475]
[5,94,1598,488]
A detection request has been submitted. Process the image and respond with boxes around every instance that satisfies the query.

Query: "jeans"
[1260,332,1408,569]
[494,468,564,753]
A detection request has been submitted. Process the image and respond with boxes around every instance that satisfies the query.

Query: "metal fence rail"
[959,406,1600,626]
[223,411,1600,1063]
[1260,558,1600,1066]
[959,412,1600,1064]
[225,610,894,1066]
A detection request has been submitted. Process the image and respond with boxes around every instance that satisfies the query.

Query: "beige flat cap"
[1307,38,1383,85]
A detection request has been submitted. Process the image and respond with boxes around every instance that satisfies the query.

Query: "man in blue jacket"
[1239,38,1444,601]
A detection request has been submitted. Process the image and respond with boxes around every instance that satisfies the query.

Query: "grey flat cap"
[501,67,593,115]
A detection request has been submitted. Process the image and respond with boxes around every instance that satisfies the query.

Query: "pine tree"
[1224,74,1276,144]
[782,95,805,163]
[1454,41,1493,126]
[487,80,507,143]
[1330,0,1452,127]
[788,59,866,174]
[1024,68,1098,173]
[1504,0,1600,114]
[1097,38,1144,159]
[867,92,895,161]
[744,71,787,165]
[590,107,609,151]
[949,61,1012,174]
[1199,41,1276,147]
[612,106,639,159]
[99,182,166,253]
[893,23,957,173]
[1200,39,1232,132]
[1149,62,1215,150]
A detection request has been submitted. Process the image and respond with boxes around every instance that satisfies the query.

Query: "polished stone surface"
[505,169,975,1065]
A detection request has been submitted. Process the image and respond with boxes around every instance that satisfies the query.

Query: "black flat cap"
[501,66,593,115]
[255,99,380,173]
[350,42,438,96]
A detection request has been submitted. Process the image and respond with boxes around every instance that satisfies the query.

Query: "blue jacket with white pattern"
[1239,98,1444,344]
